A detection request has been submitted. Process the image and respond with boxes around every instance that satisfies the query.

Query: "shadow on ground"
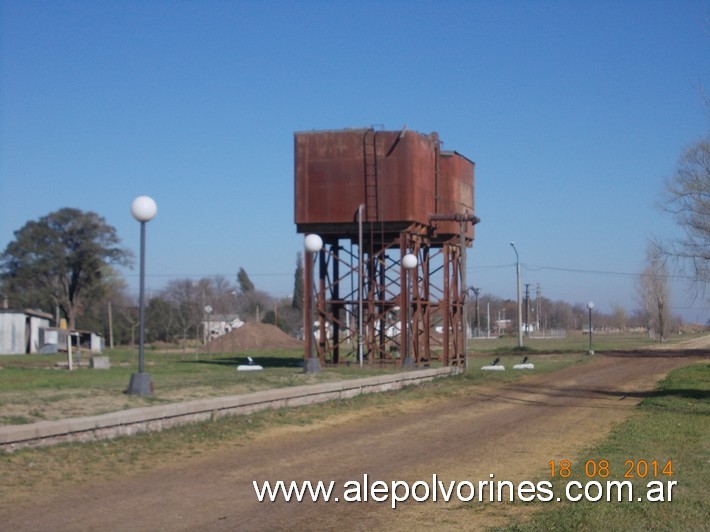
[601,349,710,358]
[184,356,304,369]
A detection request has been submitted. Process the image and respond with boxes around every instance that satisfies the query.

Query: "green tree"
[262,309,289,333]
[237,267,255,293]
[1,208,131,329]
[292,251,304,311]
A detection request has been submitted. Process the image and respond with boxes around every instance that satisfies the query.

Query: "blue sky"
[1,0,708,321]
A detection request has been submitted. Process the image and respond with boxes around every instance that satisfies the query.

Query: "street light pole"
[304,234,323,374]
[127,196,157,396]
[510,242,523,348]
[587,301,595,355]
[402,253,418,369]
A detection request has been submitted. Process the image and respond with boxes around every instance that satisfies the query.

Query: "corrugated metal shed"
[0,309,52,355]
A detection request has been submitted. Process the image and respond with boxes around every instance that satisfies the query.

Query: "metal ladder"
[363,130,378,222]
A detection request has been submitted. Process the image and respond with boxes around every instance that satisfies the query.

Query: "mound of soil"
[209,322,303,352]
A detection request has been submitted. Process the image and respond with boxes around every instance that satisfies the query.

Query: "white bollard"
[237,364,264,371]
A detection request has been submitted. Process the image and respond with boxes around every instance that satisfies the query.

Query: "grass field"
[503,361,709,531]
[0,347,385,424]
[0,352,589,505]
[469,330,671,353]
[0,333,707,530]
[0,332,698,425]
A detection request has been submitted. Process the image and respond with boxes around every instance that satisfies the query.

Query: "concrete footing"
[126,373,153,396]
[1,366,459,452]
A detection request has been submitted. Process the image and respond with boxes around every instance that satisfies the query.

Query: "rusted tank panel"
[386,131,437,225]
[434,150,476,240]
[295,128,474,237]
[295,130,364,226]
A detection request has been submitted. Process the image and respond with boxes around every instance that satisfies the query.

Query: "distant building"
[0,309,103,355]
[495,319,512,333]
[0,309,52,354]
[202,314,244,343]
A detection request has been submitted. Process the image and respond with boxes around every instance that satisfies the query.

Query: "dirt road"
[3,352,704,531]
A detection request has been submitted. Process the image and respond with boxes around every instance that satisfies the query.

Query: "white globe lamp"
[131,196,158,223]
[304,233,323,254]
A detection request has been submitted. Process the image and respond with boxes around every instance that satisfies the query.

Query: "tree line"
[0,208,306,348]
[1,131,708,345]
[81,268,306,349]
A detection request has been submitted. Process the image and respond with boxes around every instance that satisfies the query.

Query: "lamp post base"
[402,356,416,369]
[127,372,153,396]
[304,358,321,374]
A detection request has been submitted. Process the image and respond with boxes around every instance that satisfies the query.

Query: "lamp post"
[304,234,323,374]
[402,253,417,369]
[510,242,523,348]
[587,301,595,355]
[127,196,157,396]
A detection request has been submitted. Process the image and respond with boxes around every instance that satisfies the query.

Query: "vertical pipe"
[442,243,450,365]
[422,247,430,358]
[511,243,523,349]
[460,222,468,370]
[318,249,327,359]
[332,241,340,364]
[516,261,523,348]
[358,204,364,367]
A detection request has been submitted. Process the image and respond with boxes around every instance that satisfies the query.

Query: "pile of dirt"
[209,322,303,352]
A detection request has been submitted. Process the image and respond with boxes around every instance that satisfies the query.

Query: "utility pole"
[536,283,542,335]
[469,286,481,338]
[108,301,114,349]
[524,283,530,336]
[510,242,523,348]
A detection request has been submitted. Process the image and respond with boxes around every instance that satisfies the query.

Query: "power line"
[123,263,701,284]
[123,272,293,279]
[469,263,699,282]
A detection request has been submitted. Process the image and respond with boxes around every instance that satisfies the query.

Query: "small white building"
[0,309,53,354]
[203,314,244,343]
[0,310,103,355]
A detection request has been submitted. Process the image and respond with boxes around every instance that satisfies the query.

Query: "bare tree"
[611,304,628,333]
[162,279,202,348]
[638,244,671,341]
[659,133,710,294]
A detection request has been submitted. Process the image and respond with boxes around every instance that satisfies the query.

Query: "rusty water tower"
[295,127,478,367]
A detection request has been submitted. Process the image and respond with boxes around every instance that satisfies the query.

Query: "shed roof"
[0,308,53,320]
